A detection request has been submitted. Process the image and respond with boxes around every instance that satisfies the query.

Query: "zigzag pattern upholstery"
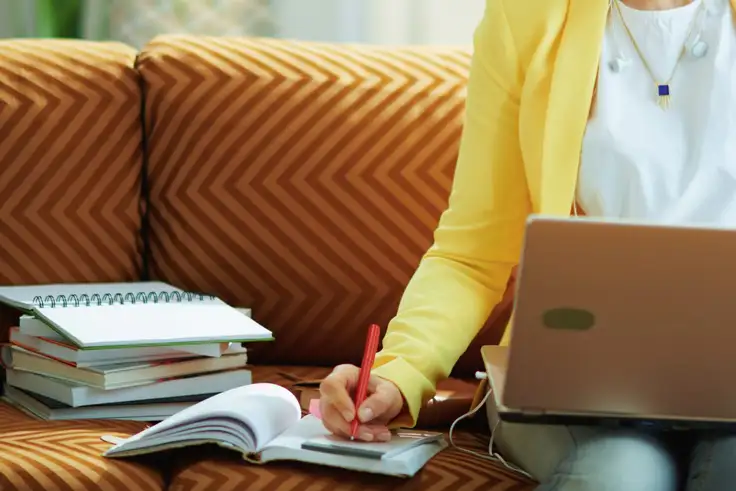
[0,403,164,490]
[167,366,536,491]
[137,35,514,372]
[0,40,143,291]
[0,39,158,491]
[167,431,535,491]
[0,35,532,491]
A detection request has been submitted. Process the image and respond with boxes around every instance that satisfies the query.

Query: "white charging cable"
[447,372,533,480]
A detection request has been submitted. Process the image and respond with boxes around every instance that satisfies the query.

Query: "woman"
[318,0,736,489]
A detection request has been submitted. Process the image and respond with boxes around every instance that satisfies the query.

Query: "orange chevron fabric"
[137,35,510,372]
[168,429,534,491]
[0,402,165,491]
[0,40,143,290]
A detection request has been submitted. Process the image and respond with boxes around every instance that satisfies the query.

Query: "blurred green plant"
[34,0,83,38]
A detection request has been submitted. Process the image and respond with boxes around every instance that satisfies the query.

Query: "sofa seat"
[167,424,535,491]
[0,365,536,490]
[168,365,536,490]
[0,403,166,491]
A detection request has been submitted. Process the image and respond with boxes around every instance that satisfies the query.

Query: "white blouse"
[578,0,736,224]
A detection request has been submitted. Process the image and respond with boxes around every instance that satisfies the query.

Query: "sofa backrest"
[0,39,145,341]
[0,36,513,375]
[135,35,512,372]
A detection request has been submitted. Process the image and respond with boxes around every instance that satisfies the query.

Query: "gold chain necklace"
[613,0,704,109]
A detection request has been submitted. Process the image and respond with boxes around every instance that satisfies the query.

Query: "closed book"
[9,327,208,367]
[2,384,209,421]
[5,367,252,407]
[7,346,248,389]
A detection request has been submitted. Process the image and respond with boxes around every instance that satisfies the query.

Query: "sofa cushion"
[249,364,332,387]
[0,402,165,491]
[0,39,144,288]
[167,429,535,491]
[136,35,513,374]
[187,365,534,490]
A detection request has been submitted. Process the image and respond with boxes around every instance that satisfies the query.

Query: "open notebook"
[0,281,273,350]
[102,383,447,478]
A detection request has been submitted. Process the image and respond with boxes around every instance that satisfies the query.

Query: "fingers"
[320,402,351,439]
[320,365,359,421]
[356,387,396,424]
[321,402,391,442]
[319,365,394,442]
[358,378,402,424]
[356,423,393,442]
[333,363,361,389]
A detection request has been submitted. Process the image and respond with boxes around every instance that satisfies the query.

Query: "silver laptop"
[485,214,736,430]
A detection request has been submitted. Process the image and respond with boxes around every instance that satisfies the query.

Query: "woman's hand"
[319,364,404,442]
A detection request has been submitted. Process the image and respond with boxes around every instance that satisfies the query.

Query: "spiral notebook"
[0,281,274,350]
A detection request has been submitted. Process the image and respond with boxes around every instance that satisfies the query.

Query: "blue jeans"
[487,401,736,490]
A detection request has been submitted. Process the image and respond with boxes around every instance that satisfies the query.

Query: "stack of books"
[0,281,273,421]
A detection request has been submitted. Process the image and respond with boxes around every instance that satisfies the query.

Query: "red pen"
[350,323,381,440]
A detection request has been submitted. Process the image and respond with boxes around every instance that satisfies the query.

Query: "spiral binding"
[31,290,216,308]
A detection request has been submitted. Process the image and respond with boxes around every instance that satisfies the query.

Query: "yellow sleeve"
[371,0,532,427]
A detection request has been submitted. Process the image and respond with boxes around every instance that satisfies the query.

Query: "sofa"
[0,36,534,490]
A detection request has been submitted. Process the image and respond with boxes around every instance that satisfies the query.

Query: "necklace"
[613,0,704,109]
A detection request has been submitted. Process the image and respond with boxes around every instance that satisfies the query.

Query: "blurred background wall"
[0,0,484,47]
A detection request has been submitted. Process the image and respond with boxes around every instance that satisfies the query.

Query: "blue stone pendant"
[657,84,671,109]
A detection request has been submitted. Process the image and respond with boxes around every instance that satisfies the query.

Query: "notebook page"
[104,384,301,455]
[0,282,180,309]
[261,415,447,477]
[35,301,273,348]
[301,430,444,459]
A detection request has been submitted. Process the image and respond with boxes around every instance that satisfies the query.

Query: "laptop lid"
[501,215,736,422]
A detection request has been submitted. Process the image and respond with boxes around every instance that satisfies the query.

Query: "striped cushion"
[168,365,535,491]
[136,35,512,373]
[0,39,143,288]
[167,428,535,491]
[0,402,165,491]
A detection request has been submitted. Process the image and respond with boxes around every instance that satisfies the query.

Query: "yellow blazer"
[371,0,736,427]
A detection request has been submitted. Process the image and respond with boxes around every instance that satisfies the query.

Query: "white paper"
[36,301,272,348]
[105,383,301,454]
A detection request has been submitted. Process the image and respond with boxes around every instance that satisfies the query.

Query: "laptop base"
[498,410,736,433]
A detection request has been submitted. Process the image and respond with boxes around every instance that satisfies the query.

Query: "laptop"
[483,214,736,431]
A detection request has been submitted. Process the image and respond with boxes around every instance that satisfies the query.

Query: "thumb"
[357,383,400,423]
